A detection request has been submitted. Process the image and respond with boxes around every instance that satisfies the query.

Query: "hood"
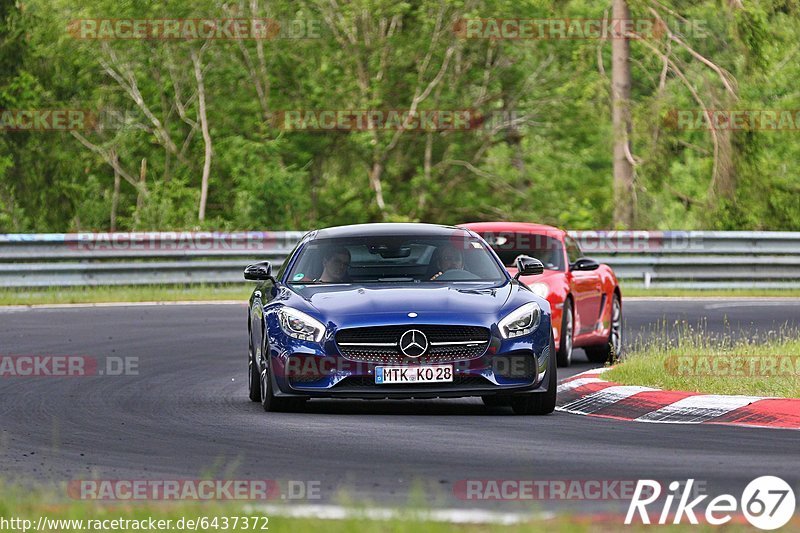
[281,282,518,328]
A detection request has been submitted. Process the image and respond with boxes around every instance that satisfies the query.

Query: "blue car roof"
[313,223,471,239]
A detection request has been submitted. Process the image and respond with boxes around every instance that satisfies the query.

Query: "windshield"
[286,235,508,284]
[482,233,565,271]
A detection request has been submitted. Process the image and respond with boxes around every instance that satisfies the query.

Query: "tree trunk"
[419,131,433,215]
[193,49,212,222]
[310,153,322,224]
[368,159,387,218]
[712,113,736,201]
[135,158,147,225]
[110,157,121,231]
[611,0,635,228]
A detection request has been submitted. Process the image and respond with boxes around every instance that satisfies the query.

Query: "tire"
[511,335,557,415]
[259,353,304,412]
[248,344,261,402]
[556,298,574,367]
[584,293,622,365]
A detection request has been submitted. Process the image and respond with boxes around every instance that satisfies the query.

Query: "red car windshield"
[483,234,565,271]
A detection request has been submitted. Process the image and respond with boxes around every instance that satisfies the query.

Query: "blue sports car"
[244,223,556,415]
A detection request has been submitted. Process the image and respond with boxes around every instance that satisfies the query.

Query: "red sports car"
[461,222,622,367]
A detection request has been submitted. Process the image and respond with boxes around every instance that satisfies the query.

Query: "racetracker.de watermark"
[67,18,322,40]
[68,479,321,501]
[665,355,800,377]
[0,355,138,377]
[284,355,535,379]
[453,479,706,501]
[271,109,518,132]
[453,18,707,40]
[667,109,800,131]
[67,231,295,252]
[0,110,97,131]
[476,230,704,254]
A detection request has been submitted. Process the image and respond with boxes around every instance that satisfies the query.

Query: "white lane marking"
[0,300,246,312]
[635,395,764,423]
[624,297,800,302]
[557,367,611,385]
[557,377,603,393]
[704,301,800,310]
[560,366,611,380]
[558,385,658,414]
[244,504,554,525]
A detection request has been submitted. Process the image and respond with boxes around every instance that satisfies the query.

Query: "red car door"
[565,235,602,335]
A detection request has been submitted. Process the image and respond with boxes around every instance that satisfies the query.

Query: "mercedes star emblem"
[399,329,428,358]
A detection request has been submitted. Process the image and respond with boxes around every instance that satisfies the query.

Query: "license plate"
[375,365,454,384]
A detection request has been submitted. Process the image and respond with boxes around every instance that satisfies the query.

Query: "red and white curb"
[556,368,800,429]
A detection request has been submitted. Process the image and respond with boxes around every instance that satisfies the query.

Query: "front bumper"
[264,317,552,400]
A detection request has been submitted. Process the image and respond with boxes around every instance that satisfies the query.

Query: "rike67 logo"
[626,477,796,530]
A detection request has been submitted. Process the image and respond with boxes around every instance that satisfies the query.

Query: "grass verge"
[1,283,798,306]
[0,481,780,532]
[606,330,800,398]
[0,284,251,305]
[620,286,800,298]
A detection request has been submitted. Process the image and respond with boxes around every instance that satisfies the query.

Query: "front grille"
[334,375,490,389]
[335,325,490,364]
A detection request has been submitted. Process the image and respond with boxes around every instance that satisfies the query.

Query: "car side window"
[565,236,582,265]
[276,242,302,281]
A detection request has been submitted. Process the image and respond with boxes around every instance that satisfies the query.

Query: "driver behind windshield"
[430,245,464,280]
[319,246,351,283]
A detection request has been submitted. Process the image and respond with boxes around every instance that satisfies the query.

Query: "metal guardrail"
[0,230,798,289]
[0,232,302,288]
[564,230,800,289]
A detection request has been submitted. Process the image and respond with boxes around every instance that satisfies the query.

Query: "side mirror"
[570,257,600,272]
[244,261,274,281]
[513,255,544,279]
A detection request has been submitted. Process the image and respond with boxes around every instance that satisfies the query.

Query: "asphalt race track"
[1,298,799,512]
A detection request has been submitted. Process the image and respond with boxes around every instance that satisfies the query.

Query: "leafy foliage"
[0,0,798,231]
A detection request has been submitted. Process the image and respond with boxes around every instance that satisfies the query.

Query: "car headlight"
[529,282,549,299]
[498,302,541,339]
[277,307,326,342]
